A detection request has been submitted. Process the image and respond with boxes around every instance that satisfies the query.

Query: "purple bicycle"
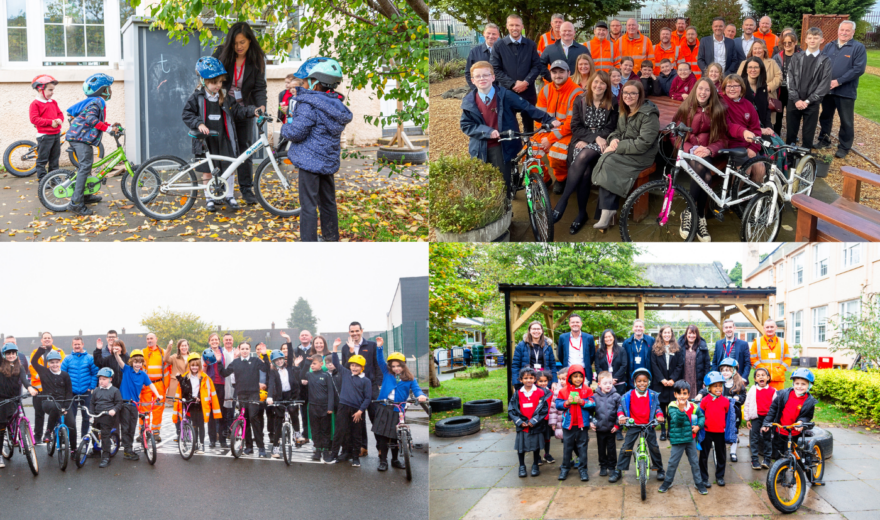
[169,397,200,460]
[229,398,263,459]
[0,394,39,475]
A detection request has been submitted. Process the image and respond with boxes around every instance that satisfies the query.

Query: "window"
[746,332,757,342]
[812,306,827,343]
[813,243,828,278]
[119,0,134,58]
[777,302,785,319]
[791,310,803,345]
[792,253,804,286]
[842,243,862,269]
[6,0,28,61]
[43,0,105,59]
[840,299,861,332]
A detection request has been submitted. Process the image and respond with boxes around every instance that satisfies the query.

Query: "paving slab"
[544,486,624,519]
[435,439,500,454]
[827,443,880,460]
[461,450,521,468]
[813,480,880,512]
[829,456,880,480]
[837,511,880,520]
[769,515,846,520]
[495,464,563,488]
[623,483,698,517]
[822,460,859,481]
[823,428,880,445]
[462,487,557,520]
[692,483,771,516]
[430,489,488,520]
[430,465,510,490]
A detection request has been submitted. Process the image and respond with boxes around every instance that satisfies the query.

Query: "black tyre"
[434,415,481,438]
[428,397,461,413]
[179,422,195,460]
[462,399,504,417]
[767,458,806,513]
[67,142,105,169]
[639,458,647,501]
[811,443,825,483]
[730,156,773,217]
[143,431,157,465]
[253,156,301,218]
[3,140,38,177]
[526,171,553,242]
[74,438,90,468]
[109,429,120,457]
[21,424,38,476]
[809,426,834,460]
[399,429,412,481]
[230,419,245,459]
[38,169,75,212]
[793,156,817,197]
[57,428,69,471]
[282,423,293,466]
[131,155,198,220]
[1,428,12,459]
[47,430,56,457]
[740,191,781,242]
[123,165,161,205]
[620,179,698,242]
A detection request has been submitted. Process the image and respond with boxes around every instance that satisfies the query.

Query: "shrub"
[812,369,880,424]
[429,155,506,233]
[429,58,467,83]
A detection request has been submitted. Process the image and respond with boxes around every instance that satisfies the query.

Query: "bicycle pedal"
[712,209,724,222]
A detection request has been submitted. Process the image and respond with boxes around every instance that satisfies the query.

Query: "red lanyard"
[570,335,581,351]
[234,62,244,88]
[606,349,613,366]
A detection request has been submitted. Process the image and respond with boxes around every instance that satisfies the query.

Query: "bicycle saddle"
[717,147,751,166]
[188,130,220,140]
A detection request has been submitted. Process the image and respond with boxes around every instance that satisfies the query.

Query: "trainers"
[241,190,258,205]
[244,448,254,455]
[220,439,228,448]
[351,457,361,467]
[99,457,110,468]
[696,217,711,242]
[659,482,671,493]
[272,447,280,459]
[206,200,217,212]
[599,467,608,477]
[543,453,555,464]
[0,459,5,468]
[751,461,762,470]
[762,458,771,469]
[153,434,162,443]
[311,451,321,461]
[259,449,268,458]
[196,445,205,454]
[225,197,241,210]
[679,209,692,239]
[123,451,139,461]
[322,451,333,463]
[391,459,406,470]
[68,202,94,216]
[696,485,708,495]
[83,194,103,204]
[378,460,389,471]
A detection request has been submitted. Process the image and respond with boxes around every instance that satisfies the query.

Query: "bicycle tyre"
[1,428,12,459]
[58,428,69,471]
[109,429,120,457]
[793,156,817,197]
[3,140,38,177]
[47,430,56,457]
[525,170,554,242]
[21,423,38,476]
[74,437,90,468]
[254,156,301,217]
[179,422,195,461]
[730,156,773,217]
[740,191,781,242]
[68,143,105,169]
[38,169,75,212]
[230,419,245,459]
[639,458,648,501]
[143,430,157,465]
[619,179,698,242]
[767,458,806,513]
[282,423,293,466]
[131,155,198,220]
[123,165,161,205]
[399,429,412,481]
[811,444,825,482]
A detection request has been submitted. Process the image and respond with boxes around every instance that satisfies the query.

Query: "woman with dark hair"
[212,22,268,205]
[511,321,557,391]
[678,325,711,395]
[650,325,683,441]
[594,329,628,396]
[0,343,39,468]
[772,31,800,135]
[94,338,129,390]
[741,57,773,129]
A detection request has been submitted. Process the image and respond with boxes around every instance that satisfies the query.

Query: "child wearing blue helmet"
[182,56,258,212]
[64,72,121,216]
[0,343,39,469]
[90,367,122,467]
[762,368,817,460]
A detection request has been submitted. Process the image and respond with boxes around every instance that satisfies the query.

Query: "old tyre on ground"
[429,397,462,413]
[376,146,427,165]
[434,415,481,438]
[462,399,503,417]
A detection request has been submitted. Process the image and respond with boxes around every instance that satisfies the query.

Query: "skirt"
[371,402,400,439]
[514,422,547,453]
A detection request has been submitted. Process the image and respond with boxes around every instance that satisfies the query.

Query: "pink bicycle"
[0,394,39,475]
[229,398,263,459]
[373,398,431,481]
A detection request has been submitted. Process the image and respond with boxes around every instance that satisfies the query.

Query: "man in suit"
[556,314,595,382]
[622,319,654,390]
[697,17,745,77]
[340,321,380,457]
[490,13,542,132]
[466,23,501,90]
[734,16,758,59]
[711,319,752,380]
[540,22,588,80]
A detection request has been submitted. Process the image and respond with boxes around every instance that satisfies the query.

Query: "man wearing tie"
[466,24,501,90]
[712,319,751,380]
[556,314,595,381]
[490,13,542,132]
[623,319,654,390]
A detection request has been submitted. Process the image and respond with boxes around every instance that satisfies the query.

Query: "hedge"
[812,369,880,424]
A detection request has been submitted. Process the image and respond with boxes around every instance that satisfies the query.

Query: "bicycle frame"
[512,144,545,213]
[54,133,132,192]
[674,148,761,212]
[5,397,36,451]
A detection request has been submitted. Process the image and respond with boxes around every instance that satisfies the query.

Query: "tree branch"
[327,0,378,26]
[404,0,428,22]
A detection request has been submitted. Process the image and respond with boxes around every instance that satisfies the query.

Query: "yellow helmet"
[386,352,406,364]
[348,354,366,367]
[259,389,268,402]
[186,353,201,364]
[129,349,144,359]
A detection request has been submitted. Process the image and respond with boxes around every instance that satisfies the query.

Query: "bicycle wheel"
[3,140,38,177]
[74,437,90,468]
[179,422,195,460]
[57,428,69,471]
[620,179,697,242]
[230,419,245,459]
[123,165,161,205]
[38,169,75,212]
[47,430,56,456]
[400,429,413,481]
[143,430,157,465]
[21,423,39,476]
[68,143,105,168]
[131,155,198,220]
[811,444,825,482]
[793,156,817,197]
[767,458,806,513]
[525,170,554,242]
[281,423,293,466]
[639,458,647,500]
[730,157,773,213]
[254,156,301,217]
[109,429,120,457]
[740,191,781,242]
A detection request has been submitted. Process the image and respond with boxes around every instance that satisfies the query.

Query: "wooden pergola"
[499,284,777,399]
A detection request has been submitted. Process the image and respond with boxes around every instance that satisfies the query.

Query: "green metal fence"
[374,321,429,384]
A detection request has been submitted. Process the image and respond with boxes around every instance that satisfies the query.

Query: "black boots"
[99,455,110,468]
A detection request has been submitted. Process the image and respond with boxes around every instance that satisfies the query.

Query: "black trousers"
[33,395,47,438]
[35,133,62,180]
[186,405,206,445]
[773,86,789,135]
[595,186,620,218]
[233,118,254,192]
[773,431,799,459]
[119,402,138,451]
[699,430,727,481]
[238,393,265,450]
[68,141,93,206]
[487,145,514,199]
[658,401,672,436]
[208,383,225,443]
[749,415,772,463]
[819,94,856,152]
[617,425,663,472]
[308,405,332,451]
[42,400,77,448]
[298,169,339,242]
[512,93,536,133]
[270,391,298,445]
[786,100,820,149]
[596,430,617,470]
[331,403,364,457]
[94,415,116,455]
[562,426,589,470]
[377,433,399,461]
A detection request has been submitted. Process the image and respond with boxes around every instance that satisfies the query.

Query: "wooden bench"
[792,166,880,241]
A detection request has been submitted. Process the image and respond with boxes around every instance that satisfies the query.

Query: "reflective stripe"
[552,129,564,139]
[548,150,568,160]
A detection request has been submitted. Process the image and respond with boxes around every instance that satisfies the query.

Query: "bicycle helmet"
[270,350,285,362]
[348,354,366,367]
[791,368,815,386]
[632,367,652,382]
[1,343,18,355]
[386,352,406,364]
[32,74,58,91]
[202,349,217,364]
[719,357,738,369]
[83,73,114,98]
[195,56,227,80]
[97,367,114,379]
[302,57,343,89]
[45,350,62,362]
[703,371,724,387]
[186,353,201,364]
[293,56,334,80]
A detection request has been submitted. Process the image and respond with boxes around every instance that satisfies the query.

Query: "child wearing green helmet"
[762,368,817,459]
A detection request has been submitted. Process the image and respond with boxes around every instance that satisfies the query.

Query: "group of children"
[508,358,820,493]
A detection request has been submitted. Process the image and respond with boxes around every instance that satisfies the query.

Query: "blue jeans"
[664,441,703,487]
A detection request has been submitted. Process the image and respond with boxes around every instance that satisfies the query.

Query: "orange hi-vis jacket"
[677,40,701,79]
[755,30,778,53]
[537,30,559,56]
[585,37,617,73]
[30,345,66,391]
[653,43,680,75]
[616,32,654,72]
[172,372,222,424]
[750,335,792,391]
[671,31,687,48]
[143,346,170,387]
[536,78,584,182]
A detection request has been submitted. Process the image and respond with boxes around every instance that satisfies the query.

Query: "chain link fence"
[374,321,429,385]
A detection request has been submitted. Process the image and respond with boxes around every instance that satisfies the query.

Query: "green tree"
[287,297,319,332]
[827,290,880,365]
[433,0,639,41]
[729,262,743,287]
[686,0,744,39]
[136,0,428,131]
[745,0,874,33]
[429,243,484,352]
[140,307,250,353]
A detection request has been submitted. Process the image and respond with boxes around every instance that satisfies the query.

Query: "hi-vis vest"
[536,78,583,143]
[616,33,654,72]
[172,372,222,424]
[586,38,616,73]
[750,335,791,383]
[677,40,701,79]
[30,345,66,391]
[537,31,558,56]
[653,43,680,75]
[143,346,170,387]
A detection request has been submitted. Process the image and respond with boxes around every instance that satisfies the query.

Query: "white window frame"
[812,306,827,343]
[791,310,802,345]
[777,302,784,319]
[792,253,804,287]
[3,0,29,62]
[813,243,829,280]
[841,243,862,270]
[42,0,109,61]
[839,299,861,332]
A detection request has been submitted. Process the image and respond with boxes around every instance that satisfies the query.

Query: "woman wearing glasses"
[772,32,800,135]
[720,74,766,182]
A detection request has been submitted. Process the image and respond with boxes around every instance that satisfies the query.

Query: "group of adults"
[7,322,387,457]
[460,13,866,240]
[510,316,792,440]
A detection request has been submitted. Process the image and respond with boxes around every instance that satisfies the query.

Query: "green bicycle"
[498,126,555,242]
[37,127,158,212]
[625,418,659,501]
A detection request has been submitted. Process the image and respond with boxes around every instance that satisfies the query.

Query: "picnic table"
[630,96,682,221]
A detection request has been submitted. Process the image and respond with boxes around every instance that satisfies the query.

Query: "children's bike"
[130,110,300,220]
[3,132,104,177]
[624,418,659,501]
[125,400,159,465]
[374,398,431,481]
[169,397,201,460]
[498,124,556,242]
[74,408,120,468]
[766,422,825,513]
[43,395,79,471]
[229,398,263,459]
[0,394,39,476]
[267,400,305,466]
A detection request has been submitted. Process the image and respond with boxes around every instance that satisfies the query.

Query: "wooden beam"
[736,303,764,331]
[553,310,573,329]
[637,297,645,321]
[512,300,545,332]
[702,310,722,332]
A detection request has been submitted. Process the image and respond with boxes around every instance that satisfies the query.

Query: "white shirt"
[352,339,363,356]
[562,41,573,57]
[189,374,201,399]
[278,368,291,392]
[805,49,820,57]
[713,36,727,70]
[741,35,755,56]
[520,386,538,398]
[568,332,585,368]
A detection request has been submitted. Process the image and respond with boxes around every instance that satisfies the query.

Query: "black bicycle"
[766,422,825,513]
[498,124,557,242]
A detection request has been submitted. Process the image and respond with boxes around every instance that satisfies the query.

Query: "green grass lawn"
[854,73,880,124]
[866,49,880,68]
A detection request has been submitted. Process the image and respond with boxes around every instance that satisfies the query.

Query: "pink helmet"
[32,74,58,91]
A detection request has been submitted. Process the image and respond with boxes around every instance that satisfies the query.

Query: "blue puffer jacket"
[281,87,353,175]
[376,347,425,403]
[66,98,109,146]
[60,350,98,395]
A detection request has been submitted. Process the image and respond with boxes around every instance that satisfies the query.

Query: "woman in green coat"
[591,80,660,231]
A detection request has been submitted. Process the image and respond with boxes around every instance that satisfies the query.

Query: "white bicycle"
[130,110,299,220]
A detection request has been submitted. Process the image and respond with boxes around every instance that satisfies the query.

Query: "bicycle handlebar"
[497,123,556,141]
[81,409,110,419]
[661,122,693,135]
[772,422,815,430]
[625,419,660,429]
[0,394,30,407]
[43,395,82,411]
[266,400,305,406]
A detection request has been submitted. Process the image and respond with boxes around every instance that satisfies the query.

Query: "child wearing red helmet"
[29,75,63,180]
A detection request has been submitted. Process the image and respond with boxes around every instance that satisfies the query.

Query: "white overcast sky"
[635,243,746,272]
[0,243,427,336]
